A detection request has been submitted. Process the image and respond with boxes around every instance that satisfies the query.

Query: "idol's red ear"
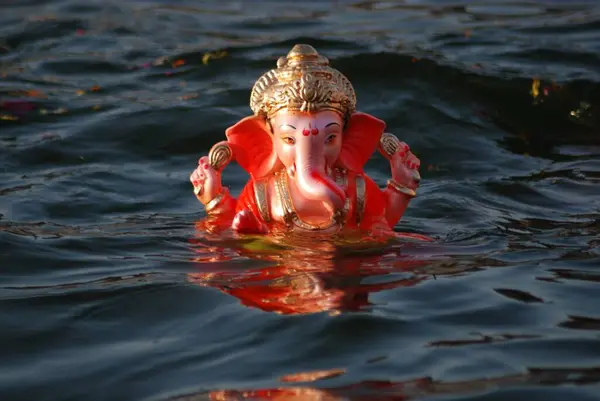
[338,112,386,172]
[225,115,282,179]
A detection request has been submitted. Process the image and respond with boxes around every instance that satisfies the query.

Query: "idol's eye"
[325,134,337,144]
[282,136,296,145]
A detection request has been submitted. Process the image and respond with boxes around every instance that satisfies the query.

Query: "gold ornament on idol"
[249,44,357,120]
[379,132,421,184]
[207,142,233,171]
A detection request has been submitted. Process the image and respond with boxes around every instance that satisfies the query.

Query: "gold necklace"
[275,170,347,231]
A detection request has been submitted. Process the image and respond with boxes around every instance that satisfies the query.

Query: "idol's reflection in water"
[199,367,600,401]
[181,220,600,400]
[187,217,435,315]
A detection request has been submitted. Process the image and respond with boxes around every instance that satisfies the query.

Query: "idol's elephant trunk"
[295,136,346,213]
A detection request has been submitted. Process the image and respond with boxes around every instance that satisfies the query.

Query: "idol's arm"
[190,152,237,217]
[359,175,416,231]
[383,188,414,228]
[373,133,421,229]
[190,141,243,217]
[190,139,269,234]
[193,187,238,217]
[382,138,421,228]
[192,177,267,234]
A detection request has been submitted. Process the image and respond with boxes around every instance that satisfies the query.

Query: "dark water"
[2,0,600,400]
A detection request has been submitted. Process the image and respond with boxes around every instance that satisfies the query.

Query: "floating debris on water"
[202,50,228,65]
[569,101,593,125]
[531,78,540,98]
[0,114,19,121]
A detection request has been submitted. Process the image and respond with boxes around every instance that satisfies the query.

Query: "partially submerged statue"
[190,44,421,234]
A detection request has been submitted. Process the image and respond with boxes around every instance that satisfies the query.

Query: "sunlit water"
[1,1,599,400]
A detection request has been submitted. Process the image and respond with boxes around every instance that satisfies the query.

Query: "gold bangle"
[387,179,416,198]
[205,187,229,213]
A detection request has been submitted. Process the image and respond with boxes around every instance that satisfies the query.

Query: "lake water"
[1,1,600,400]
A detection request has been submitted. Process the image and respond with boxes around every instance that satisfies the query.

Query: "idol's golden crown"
[250,44,357,119]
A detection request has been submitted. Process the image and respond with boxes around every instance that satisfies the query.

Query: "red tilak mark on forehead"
[307,123,319,136]
[302,128,310,136]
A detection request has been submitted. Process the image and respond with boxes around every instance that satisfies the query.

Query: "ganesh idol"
[189,44,421,235]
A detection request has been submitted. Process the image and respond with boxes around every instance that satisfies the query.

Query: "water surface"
[1,1,600,400]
